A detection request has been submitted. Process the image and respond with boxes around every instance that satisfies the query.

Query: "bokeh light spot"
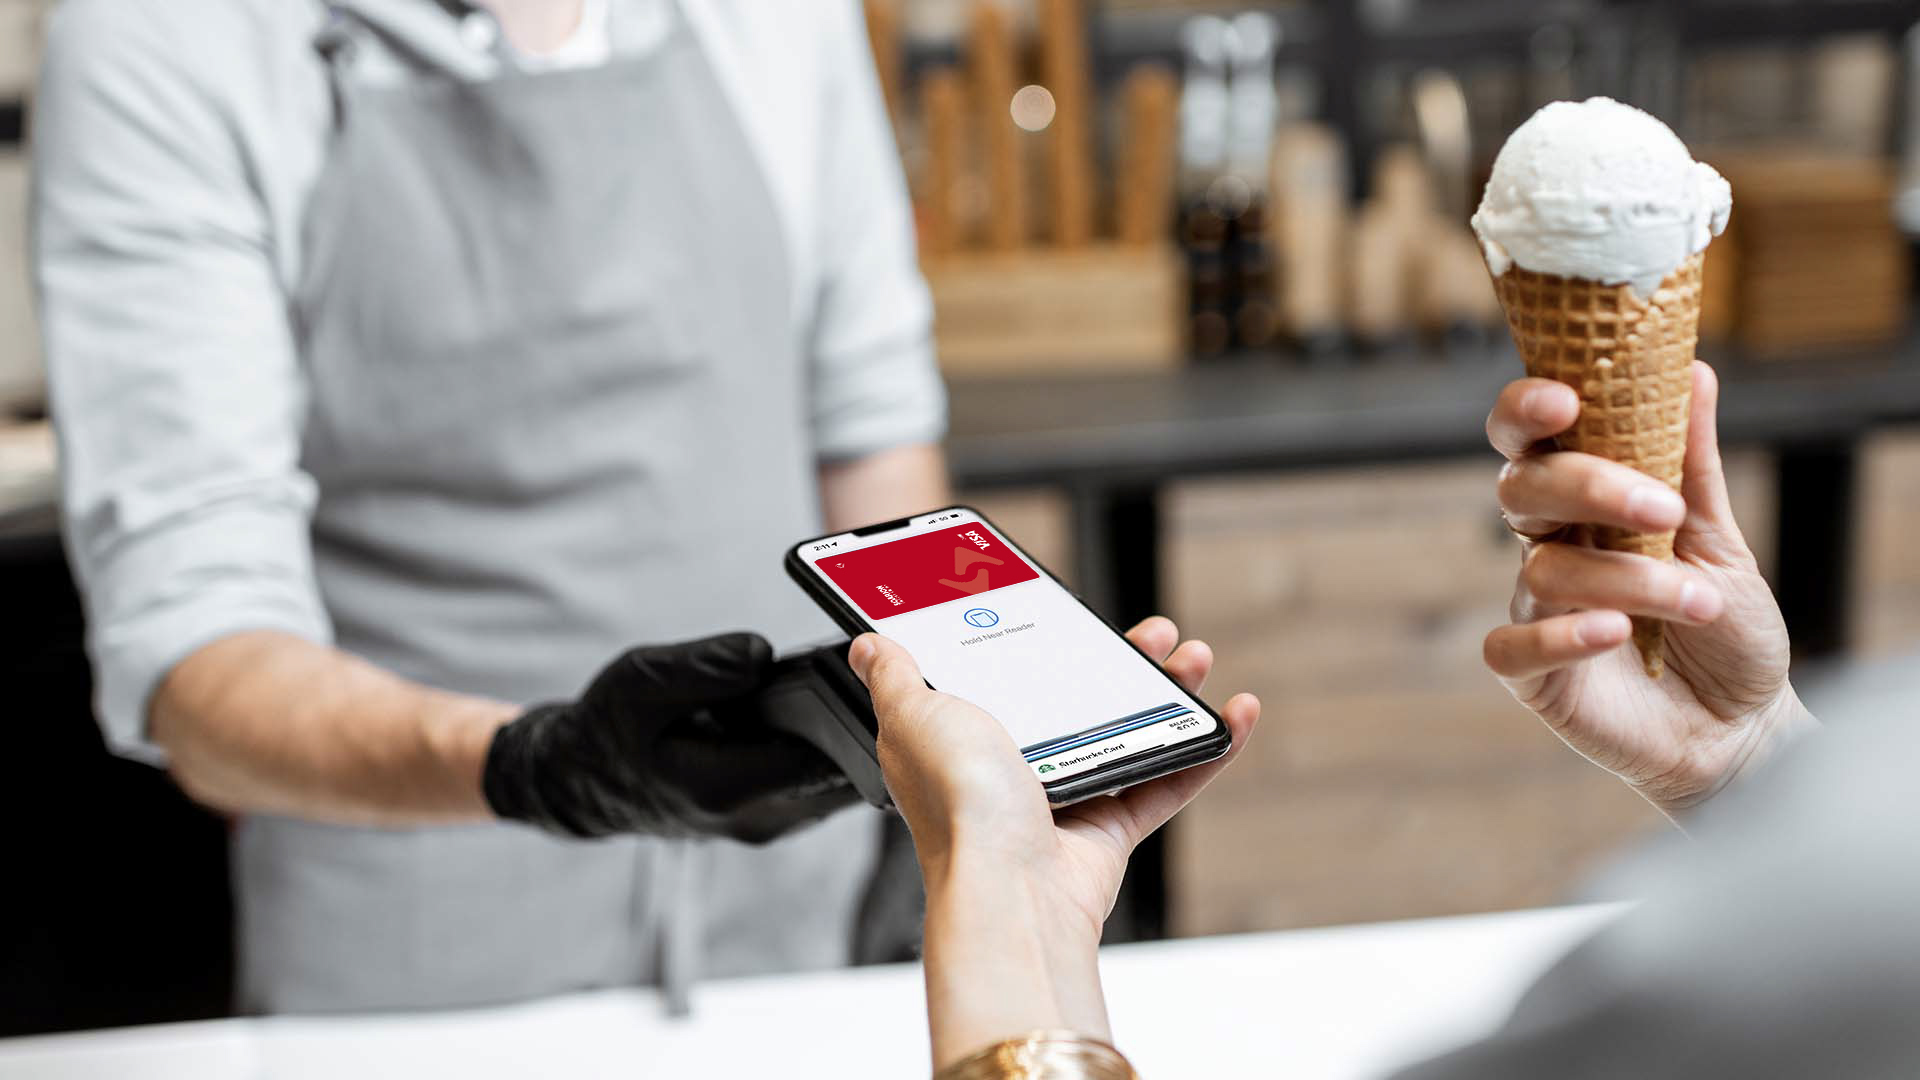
[1010,85,1057,132]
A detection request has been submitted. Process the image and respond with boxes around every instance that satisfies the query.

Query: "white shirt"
[33,0,944,757]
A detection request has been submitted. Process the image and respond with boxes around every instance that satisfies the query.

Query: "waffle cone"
[1490,253,1705,677]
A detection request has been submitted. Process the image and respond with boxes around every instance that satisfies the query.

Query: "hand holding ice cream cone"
[1483,362,1812,817]
[1474,97,1732,676]
[1476,99,1816,816]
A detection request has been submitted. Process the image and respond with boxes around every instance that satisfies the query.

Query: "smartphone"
[785,507,1231,806]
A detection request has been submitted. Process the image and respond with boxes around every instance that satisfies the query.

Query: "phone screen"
[795,510,1220,784]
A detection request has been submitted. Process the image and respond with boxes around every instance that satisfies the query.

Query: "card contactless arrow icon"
[938,547,1005,595]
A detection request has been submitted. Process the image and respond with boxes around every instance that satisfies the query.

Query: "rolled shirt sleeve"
[34,0,330,763]
[804,0,948,463]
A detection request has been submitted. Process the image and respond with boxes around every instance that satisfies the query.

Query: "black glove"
[483,633,858,843]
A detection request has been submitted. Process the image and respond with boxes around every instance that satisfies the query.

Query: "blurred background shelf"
[950,329,1920,671]
[950,335,1920,484]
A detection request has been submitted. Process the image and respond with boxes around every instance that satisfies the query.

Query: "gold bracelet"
[934,1031,1139,1080]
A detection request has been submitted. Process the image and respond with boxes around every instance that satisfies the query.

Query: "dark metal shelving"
[1668,0,1920,43]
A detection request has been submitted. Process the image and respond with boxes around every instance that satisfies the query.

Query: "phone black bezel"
[783,505,1233,806]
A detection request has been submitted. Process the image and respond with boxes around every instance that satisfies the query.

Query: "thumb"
[846,633,929,722]
[1680,361,1743,540]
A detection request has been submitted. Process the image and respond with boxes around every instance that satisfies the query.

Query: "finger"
[1483,610,1632,681]
[1498,451,1687,535]
[1681,362,1740,535]
[1160,639,1214,696]
[1509,553,1569,625]
[1125,616,1180,662]
[846,634,931,726]
[1486,378,1581,461]
[1521,542,1726,624]
[1075,692,1260,848]
[615,632,774,704]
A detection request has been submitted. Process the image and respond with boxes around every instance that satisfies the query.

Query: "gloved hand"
[483,632,858,843]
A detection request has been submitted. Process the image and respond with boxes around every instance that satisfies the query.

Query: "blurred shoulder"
[44,0,323,86]
[696,0,862,56]
[690,0,868,103]
[50,0,321,39]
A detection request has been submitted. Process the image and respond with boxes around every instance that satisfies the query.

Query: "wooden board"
[1708,149,1910,353]
[927,245,1185,374]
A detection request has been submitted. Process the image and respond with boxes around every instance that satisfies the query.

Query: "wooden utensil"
[1039,0,1096,248]
[971,0,1026,251]
[1117,65,1179,247]
[920,66,968,255]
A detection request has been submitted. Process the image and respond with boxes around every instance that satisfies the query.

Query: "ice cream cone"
[1489,251,1705,677]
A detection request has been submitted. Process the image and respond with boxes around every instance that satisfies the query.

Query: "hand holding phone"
[849,619,1259,1071]
[786,508,1232,805]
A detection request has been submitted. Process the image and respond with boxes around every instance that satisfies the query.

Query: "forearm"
[151,631,516,826]
[923,851,1113,1070]
[818,442,951,531]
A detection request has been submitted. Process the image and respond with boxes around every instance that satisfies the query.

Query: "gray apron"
[235,0,876,1014]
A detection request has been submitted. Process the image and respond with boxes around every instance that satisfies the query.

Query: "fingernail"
[847,635,876,675]
[1679,581,1722,622]
[1626,485,1686,528]
[1576,611,1630,647]
[1519,386,1549,420]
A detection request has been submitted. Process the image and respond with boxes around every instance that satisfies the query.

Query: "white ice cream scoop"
[1471,97,1732,299]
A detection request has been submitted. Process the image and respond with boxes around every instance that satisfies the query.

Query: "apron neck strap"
[315,0,507,102]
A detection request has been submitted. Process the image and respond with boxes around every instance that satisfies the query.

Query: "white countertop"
[0,902,1624,1079]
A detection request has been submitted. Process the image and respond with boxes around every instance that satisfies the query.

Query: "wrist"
[424,692,518,818]
[923,850,1111,1069]
[1653,684,1819,817]
[926,844,1106,950]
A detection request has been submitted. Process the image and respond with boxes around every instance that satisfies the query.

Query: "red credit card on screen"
[816,521,1041,620]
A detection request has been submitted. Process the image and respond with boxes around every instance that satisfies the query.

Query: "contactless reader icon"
[963,608,1000,628]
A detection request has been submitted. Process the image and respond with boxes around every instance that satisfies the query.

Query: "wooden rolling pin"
[1269,124,1349,341]
[971,0,1025,251]
[1116,65,1178,247]
[920,66,967,255]
[1347,201,1410,344]
[1039,0,1096,248]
